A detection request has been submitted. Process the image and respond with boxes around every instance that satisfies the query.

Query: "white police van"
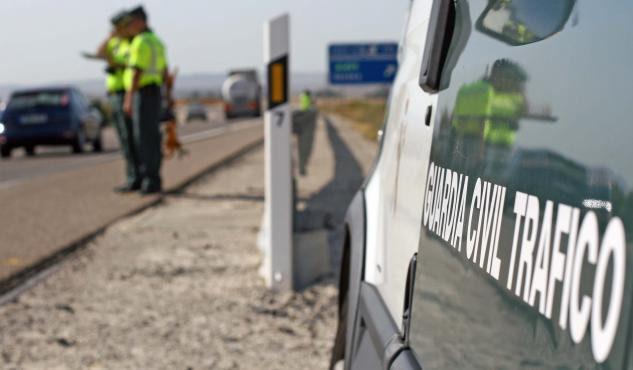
[330,0,633,368]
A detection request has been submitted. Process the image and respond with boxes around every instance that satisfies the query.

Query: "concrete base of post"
[259,217,331,290]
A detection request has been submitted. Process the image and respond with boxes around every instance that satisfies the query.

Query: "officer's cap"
[110,10,131,26]
[128,5,147,21]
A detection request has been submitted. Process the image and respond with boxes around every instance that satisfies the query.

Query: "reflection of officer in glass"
[123,6,170,194]
[483,59,526,180]
[451,59,526,177]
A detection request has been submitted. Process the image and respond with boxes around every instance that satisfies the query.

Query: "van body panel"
[408,0,633,368]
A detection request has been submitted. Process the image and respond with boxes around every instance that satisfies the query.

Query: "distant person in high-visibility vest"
[123,6,171,194]
[299,90,313,111]
[96,11,141,193]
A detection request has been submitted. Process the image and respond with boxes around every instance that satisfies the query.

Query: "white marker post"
[262,14,293,291]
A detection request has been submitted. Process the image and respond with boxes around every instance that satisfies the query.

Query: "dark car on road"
[0,87,103,158]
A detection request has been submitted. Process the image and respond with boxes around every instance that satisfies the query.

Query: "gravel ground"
[0,149,337,370]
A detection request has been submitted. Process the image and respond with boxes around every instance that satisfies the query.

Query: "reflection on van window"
[435,58,626,225]
[441,59,529,179]
[477,0,575,45]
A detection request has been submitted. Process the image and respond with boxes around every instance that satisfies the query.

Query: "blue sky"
[0,0,409,85]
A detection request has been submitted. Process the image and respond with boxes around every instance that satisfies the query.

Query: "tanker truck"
[222,70,261,119]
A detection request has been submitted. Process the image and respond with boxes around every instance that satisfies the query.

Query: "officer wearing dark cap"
[96,10,141,192]
[123,6,171,194]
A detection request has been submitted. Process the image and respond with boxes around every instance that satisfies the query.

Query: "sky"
[0,0,409,86]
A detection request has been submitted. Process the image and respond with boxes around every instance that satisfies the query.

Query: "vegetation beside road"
[318,98,386,141]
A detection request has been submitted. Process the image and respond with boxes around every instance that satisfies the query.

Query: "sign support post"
[262,14,292,291]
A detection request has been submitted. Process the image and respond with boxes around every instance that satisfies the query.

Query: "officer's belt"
[107,89,126,95]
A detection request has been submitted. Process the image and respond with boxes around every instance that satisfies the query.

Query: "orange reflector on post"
[267,55,288,109]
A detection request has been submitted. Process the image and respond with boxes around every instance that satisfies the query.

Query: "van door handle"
[419,0,454,93]
[420,0,472,93]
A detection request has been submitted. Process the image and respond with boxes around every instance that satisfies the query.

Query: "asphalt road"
[0,105,263,284]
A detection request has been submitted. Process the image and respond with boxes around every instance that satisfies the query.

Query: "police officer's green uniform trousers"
[133,85,162,191]
[125,30,167,192]
[106,37,141,188]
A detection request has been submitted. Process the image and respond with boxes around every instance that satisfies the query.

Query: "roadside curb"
[0,136,264,303]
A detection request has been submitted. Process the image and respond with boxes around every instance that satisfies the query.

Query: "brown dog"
[164,120,186,159]
[162,68,187,159]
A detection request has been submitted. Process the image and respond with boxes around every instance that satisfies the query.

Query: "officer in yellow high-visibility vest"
[123,6,170,194]
[299,90,312,111]
[97,11,141,193]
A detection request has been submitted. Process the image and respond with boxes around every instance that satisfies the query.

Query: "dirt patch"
[317,98,386,141]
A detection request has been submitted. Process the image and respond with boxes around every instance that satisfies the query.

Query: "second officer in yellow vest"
[123,6,170,194]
